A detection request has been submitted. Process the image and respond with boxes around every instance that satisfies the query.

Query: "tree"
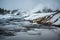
[0,8,10,14]
[0,8,4,14]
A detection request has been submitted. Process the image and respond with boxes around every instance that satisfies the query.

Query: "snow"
[49,13,60,22]
[24,12,60,25]
[0,10,60,25]
[24,12,55,20]
[0,14,13,19]
[48,13,60,25]
[53,19,60,25]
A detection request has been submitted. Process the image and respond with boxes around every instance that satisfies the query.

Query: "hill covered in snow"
[0,8,60,26]
[24,9,60,26]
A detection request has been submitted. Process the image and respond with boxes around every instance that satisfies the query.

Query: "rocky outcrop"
[32,11,60,25]
[32,17,53,25]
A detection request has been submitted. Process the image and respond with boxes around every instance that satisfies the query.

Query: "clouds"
[0,0,60,10]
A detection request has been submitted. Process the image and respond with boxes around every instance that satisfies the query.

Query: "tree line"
[0,8,10,14]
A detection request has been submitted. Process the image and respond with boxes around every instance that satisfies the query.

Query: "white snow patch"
[24,12,55,20]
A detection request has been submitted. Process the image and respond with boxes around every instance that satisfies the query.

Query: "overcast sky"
[0,0,60,10]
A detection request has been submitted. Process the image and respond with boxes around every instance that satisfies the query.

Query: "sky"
[0,0,60,11]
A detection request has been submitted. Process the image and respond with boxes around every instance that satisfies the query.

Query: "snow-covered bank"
[0,14,13,19]
[24,12,55,20]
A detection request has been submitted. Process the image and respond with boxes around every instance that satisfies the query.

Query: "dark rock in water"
[7,18,25,22]
[0,29,7,34]
[52,25,60,28]
[3,31,15,36]
[23,24,41,30]
[10,29,21,32]
[0,29,16,36]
